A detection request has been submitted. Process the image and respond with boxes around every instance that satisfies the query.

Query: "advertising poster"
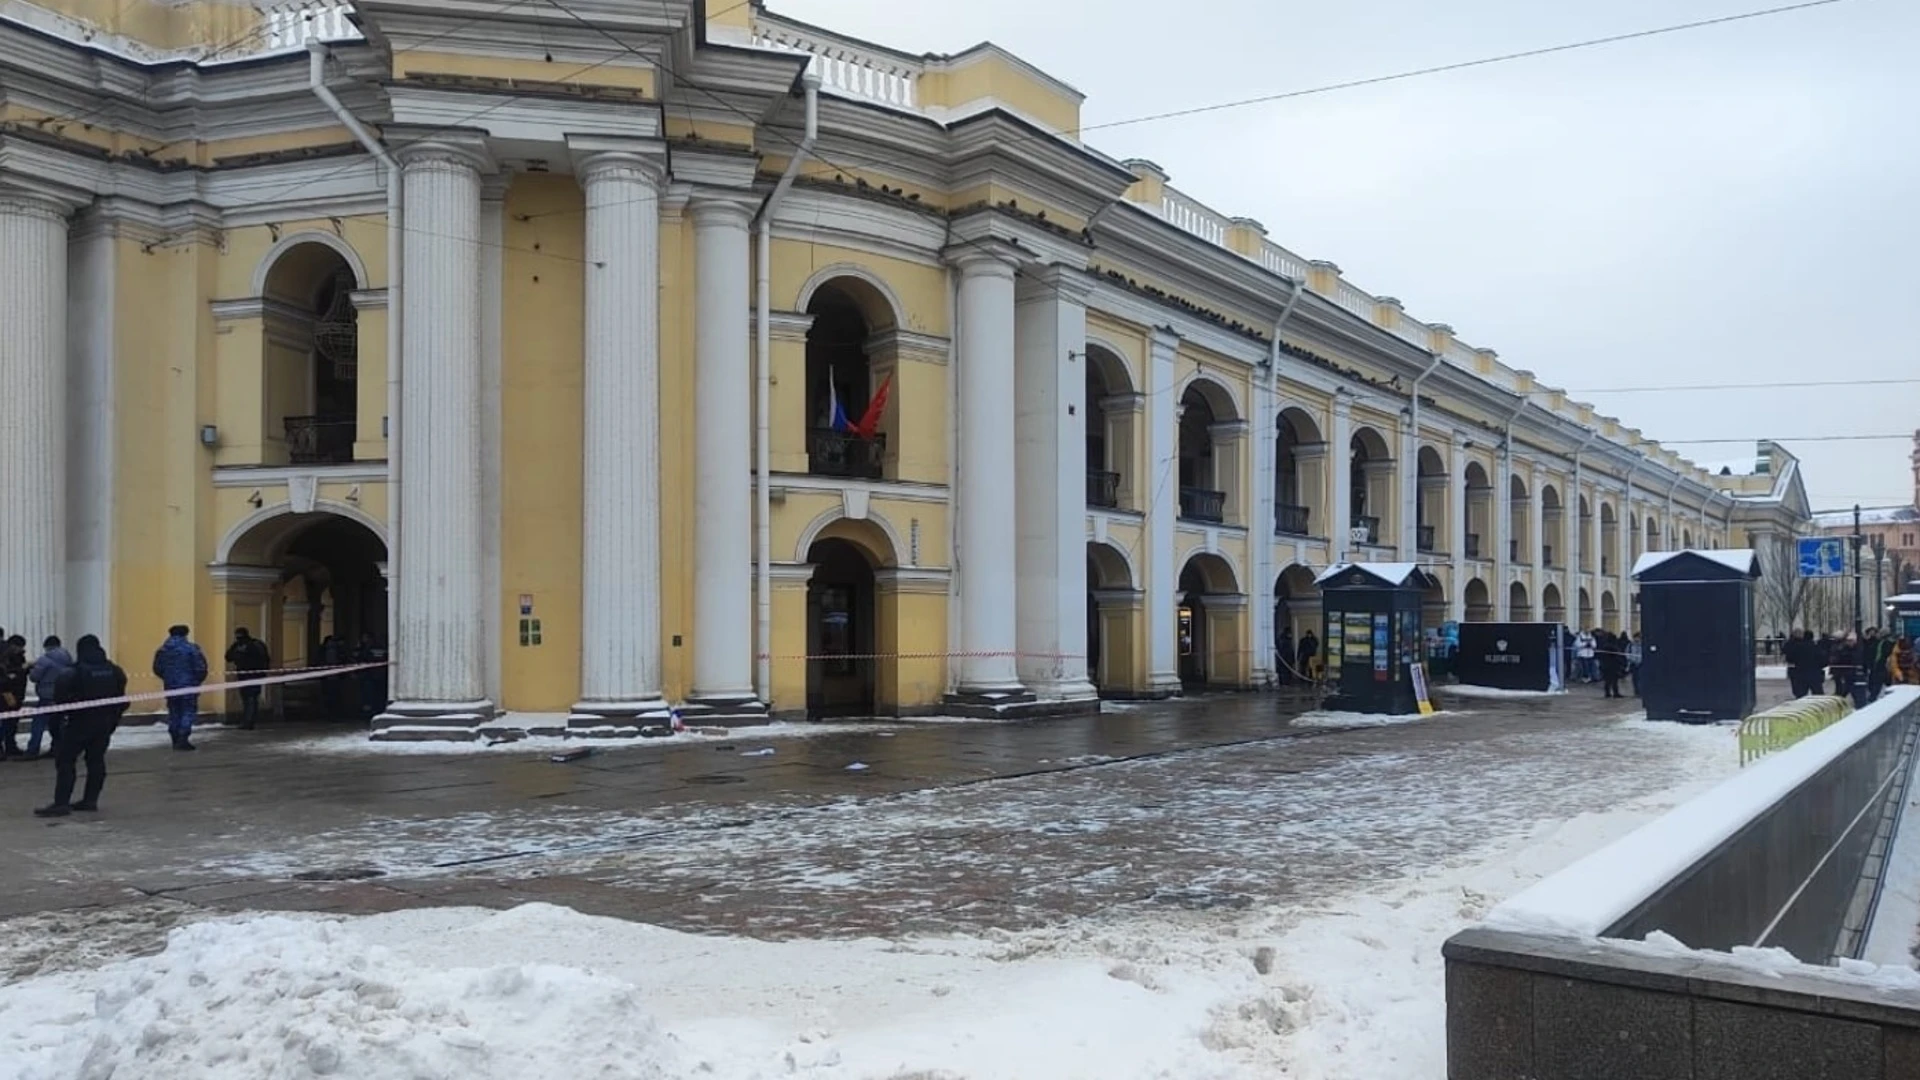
[1371,613,1390,681]
[1410,662,1435,715]
[1324,611,1343,678]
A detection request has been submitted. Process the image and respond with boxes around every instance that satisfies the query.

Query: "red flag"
[854,374,893,439]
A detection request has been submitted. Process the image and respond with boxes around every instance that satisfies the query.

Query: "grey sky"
[778,0,1917,513]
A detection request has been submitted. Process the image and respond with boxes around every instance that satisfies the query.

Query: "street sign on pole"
[1797,537,1846,579]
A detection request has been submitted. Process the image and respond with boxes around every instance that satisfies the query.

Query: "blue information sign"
[1797,536,1846,578]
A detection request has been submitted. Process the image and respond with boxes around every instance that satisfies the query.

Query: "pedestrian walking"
[152,625,209,751]
[1575,630,1597,684]
[1622,633,1642,697]
[1598,630,1626,698]
[318,634,346,717]
[35,635,129,817]
[0,636,28,759]
[1275,626,1294,685]
[1866,628,1892,702]
[25,636,74,759]
[1784,630,1816,698]
[1296,630,1319,684]
[224,628,272,730]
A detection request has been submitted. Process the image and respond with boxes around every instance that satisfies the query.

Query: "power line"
[1571,377,1920,394]
[1067,0,1855,137]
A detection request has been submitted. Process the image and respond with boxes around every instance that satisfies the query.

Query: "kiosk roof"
[1631,549,1759,579]
[1314,561,1427,588]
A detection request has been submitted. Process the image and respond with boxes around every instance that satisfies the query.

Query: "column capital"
[576,151,667,189]
[1149,325,1182,357]
[1015,262,1095,305]
[943,237,1026,279]
[1209,419,1250,443]
[764,310,815,343]
[390,134,493,175]
[689,193,757,228]
[208,564,284,594]
[1331,393,1354,418]
[0,186,79,222]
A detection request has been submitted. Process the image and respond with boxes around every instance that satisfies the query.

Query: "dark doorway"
[807,538,877,717]
[1179,561,1210,687]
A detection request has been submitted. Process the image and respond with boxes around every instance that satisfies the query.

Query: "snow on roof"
[1813,505,1920,528]
[1314,561,1424,587]
[1631,549,1759,578]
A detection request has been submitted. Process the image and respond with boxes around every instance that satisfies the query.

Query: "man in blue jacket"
[152,625,209,751]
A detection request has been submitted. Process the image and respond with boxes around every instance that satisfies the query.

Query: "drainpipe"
[753,71,821,703]
[1404,354,1443,557]
[1256,280,1305,683]
[310,42,402,649]
[1621,455,1644,629]
[1496,396,1528,615]
[1665,473,1684,550]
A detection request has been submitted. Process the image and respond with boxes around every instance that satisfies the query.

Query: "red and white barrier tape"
[0,662,391,722]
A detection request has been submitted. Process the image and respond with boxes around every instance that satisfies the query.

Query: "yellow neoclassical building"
[0,0,1809,735]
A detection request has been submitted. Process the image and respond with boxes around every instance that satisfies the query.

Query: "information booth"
[1633,549,1761,722]
[1454,623,1564,692]
[1887,585,1920,642]
[1315,562,1439,715]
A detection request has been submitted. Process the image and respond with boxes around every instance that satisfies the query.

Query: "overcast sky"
[778,0,1917,513]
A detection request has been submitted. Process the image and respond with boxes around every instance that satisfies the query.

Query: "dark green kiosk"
[1314,562,1441,715]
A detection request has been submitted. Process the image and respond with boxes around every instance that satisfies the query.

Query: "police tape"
[0,662,391,723]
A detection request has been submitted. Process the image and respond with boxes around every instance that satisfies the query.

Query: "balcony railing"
[1275,503,1311,537]
[1466,533,1482,559]
[751,13,922,110]
[1417,524,1437,552]
[1179,487,1226,524]
[284,414,354,465]
[1351,515,1381,546]
[1087,469,1121,509]
[808,428,886,480]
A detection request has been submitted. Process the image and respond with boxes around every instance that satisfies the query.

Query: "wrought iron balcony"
[1275,503,1311,537]
[1351,515,1381,546]
[1179,486,1226,524]
[808,428,886,480]
[284,414,355,465]
[1466,533,1482,558]
[1087,469,1121,509]
[1417,524,1437,552]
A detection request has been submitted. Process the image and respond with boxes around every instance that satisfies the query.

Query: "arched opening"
[1682,528,1694,549]
[1543,582,1566,626]
[1510,475,1533,564]
[1416,446,1447,554]
[1510,580,1532,621]
[1087,541,1138,694]
[1602,589,1620,632]
[1465,462,1493,560]
[1600,502,1619,576]
[1178,552,1242,688]
[1422,576,1448,633]
[1541,484,1564,568]
[1178,380,1240,524]
[806,537,878,717]
[1631,513,1644,560]
[1464,578,1494,623]
[1645,515,1660,555]
[1350,426,1395,548]
[805,278,896,481]
[216,510,388,721]
[1577,586,1594,630]
[1275,407,1325,538]
[1273,563,1321,682]
[1085,347,1136,510]
[261,242,362,465]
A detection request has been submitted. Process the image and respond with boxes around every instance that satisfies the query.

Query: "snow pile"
[1290,709,1456,729]
[1617,931,1920,992]
[1440,684,1565,700]
[275,720,888,756]
[0,905,1253,1080]
[0,911,691,1080]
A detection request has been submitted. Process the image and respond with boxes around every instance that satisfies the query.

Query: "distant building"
[1809,432,1920,631]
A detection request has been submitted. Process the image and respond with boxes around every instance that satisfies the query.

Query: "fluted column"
[0,192,70,647]
[688,195,762,715]
[1330,394,1353,563]
[949,243,1029,699]
[1145,327,1181,695]
[572,150,671,724]
[384,144,493,724]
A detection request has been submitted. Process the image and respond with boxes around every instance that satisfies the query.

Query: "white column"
[948,244,1028,697]
[1497,451,1514,618]
[1146,327,1181,695]
[1250,370,1276,684]
[1588,490,1603,583]
[1014,265,1097,703]
[1530,464,1546,578]
[1400,415,1420,555]
[1330,394,1353,564]
[689,196,761,713]
[1449,432,1468,621]
[67,208,115,642]
[0,192,70,647]
[385,144,492,723]
[572,150,670,723]
[1618,485,1635,612]
[479,180,505,711]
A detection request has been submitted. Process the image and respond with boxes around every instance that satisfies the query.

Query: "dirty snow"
[1289,709,1458,729]
[1439,684,1565,700]
[272,720,890,756]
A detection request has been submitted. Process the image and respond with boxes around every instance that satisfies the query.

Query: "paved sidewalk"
[0,682,1772,950]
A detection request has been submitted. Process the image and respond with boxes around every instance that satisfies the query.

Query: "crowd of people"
[1780,627,1920,704]
[1564,627,1641,698]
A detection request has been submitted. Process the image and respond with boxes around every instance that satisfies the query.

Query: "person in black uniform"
[35,636,129,817]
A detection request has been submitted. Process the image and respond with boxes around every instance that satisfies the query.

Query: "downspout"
[753,71,821,703]
[1665,474,1684,549]
[1257,280,1305,682]
[1622,455,1644,629]
[1405,354,1443,556]
[310,42,402,651]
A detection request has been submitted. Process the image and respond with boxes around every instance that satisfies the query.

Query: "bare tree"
[1755,534,1814,633]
